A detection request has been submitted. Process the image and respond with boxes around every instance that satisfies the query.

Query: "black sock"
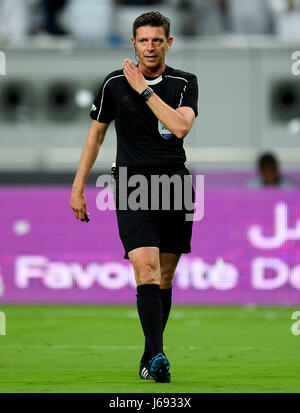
[141,287,172,363]
[137,284,163,360]
[160,288,173,330]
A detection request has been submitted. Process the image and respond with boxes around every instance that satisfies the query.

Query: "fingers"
[69,204,89,222]
[123,58,136,72]
[122,58,147,95]
[76,210,84,221]
[123,58,134,66]
[69,192,90,222]
[122,61,129,75]
[78,211,89,222]
[78,210,89,222]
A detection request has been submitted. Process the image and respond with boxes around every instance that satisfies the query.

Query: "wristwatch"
[140,87,154,101]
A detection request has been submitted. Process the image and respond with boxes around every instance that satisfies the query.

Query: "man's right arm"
[70,121,109,221]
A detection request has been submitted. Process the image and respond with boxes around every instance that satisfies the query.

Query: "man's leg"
[141,252,181,363]
[129,246,164,359]
[160,251,181,325]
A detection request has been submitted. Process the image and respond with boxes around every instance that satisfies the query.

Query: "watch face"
[142,87,153,100]
[145,88,152,97]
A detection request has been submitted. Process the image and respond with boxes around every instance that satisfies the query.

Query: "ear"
[167,36,174,51]
[131,37,136,49]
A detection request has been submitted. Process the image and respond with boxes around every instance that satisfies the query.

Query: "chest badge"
[158,120,173,139]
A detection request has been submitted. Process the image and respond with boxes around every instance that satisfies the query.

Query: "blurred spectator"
[0,0,30,42]
[42,0,69,35]
[176,0,230,36]
[247,152,297,188]
[176,0,200,36]
[175,0,275,37]
[218,0,231,32]
[270,0,300,39]
[227,0,274,34]
[27,0,44,36]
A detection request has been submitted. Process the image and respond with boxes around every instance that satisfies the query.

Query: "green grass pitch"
[0,305,300,393]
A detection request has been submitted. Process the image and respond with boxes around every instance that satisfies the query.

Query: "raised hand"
[123,58,147,94]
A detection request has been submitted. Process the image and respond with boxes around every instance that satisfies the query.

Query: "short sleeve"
[90,76,116,123]
[178,75,199,118]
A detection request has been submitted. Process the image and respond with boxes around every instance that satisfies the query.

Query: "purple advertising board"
[0,186,300,305]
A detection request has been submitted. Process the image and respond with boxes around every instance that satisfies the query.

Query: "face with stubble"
[131,25,173,76]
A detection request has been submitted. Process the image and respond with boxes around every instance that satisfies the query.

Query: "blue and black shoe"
[149,353,171,383]
[139,361,153,380]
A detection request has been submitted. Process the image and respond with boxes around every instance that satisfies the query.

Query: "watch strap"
[140,87,154,101]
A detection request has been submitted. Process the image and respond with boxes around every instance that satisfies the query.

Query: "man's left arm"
[145,93,195,139]
[123,59,197,139]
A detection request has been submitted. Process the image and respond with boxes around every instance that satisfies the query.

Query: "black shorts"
[113,166,195,259]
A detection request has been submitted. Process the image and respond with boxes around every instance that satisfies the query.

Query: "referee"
[70,11,198,383]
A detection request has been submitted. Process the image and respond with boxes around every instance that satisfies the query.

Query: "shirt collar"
[144,65,171,86]
[145,75,163,85]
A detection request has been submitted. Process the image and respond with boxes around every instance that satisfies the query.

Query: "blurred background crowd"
[0,0,300,185]
[1,0,300,45]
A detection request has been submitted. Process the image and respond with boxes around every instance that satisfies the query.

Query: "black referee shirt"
[90,65,198,172]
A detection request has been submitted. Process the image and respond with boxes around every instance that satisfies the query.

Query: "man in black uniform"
[70,11,198,383]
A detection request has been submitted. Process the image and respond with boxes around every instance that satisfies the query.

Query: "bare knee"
[160,271,174,289]
[129,247,160,286]
[159,253,180,289]
[135,262,160,286]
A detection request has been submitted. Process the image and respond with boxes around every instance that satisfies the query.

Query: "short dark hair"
[258,152,278,169]
[133,11,170,39]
